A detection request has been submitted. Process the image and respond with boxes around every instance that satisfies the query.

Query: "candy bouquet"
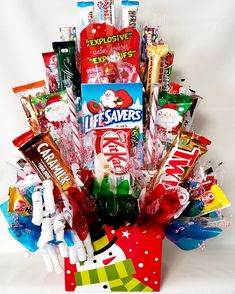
[0,1,232,292]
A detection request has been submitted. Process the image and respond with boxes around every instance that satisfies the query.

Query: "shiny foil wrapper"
[151,130,211,190]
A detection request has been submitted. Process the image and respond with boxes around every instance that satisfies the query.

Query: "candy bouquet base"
[1,1,231,293]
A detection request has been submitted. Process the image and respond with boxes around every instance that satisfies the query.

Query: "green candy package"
[52,41,79,94]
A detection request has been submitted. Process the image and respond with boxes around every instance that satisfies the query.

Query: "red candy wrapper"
[95,128,132,175]
[139,130,211,225]
[80,23,140,83]
[42,52,60,93]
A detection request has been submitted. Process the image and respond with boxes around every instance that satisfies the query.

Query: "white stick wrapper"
[43,180,56,214]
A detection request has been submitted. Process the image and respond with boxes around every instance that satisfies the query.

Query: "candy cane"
[66,86,83,167]
[146,85,159,166]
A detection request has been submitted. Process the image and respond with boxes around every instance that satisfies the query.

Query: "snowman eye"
[109,252,112,256]
[93,259,97,263]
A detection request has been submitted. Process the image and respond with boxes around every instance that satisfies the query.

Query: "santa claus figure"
[44,94,70,142]
[100,90,117,108]
[156,103,184,142]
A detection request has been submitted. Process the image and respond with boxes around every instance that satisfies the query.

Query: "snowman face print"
[77,243,126,271]
[75,243,126,292]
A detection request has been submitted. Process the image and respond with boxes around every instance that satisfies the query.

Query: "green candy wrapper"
[52,41,78,92]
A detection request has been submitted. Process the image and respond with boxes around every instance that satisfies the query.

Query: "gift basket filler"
[1,1,231,292]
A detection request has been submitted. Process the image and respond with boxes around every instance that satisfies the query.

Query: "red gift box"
[64,225,163,292]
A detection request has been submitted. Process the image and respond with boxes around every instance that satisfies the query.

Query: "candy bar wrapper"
[13,131,76,192]
[77,1,94,35]
[183,184,231,217]
[8,186,32,216]
[52,41,79,94]
[122,0,139,29]
[42,52,60,93]
[59,27,77,42]
[138,130,211,225]
[12,131,90,241]
[146,44,168,104]
[141,26,160,62]
[162,51,174,92]
[12,80,47,134]
[96,0,114,25]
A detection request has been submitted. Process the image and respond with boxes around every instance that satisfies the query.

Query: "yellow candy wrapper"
[185,184,231,217]
[146,44,168,103]
[8,187,32,216]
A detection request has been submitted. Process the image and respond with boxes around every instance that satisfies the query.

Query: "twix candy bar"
[151,130,211,192]
[138,130,211,225]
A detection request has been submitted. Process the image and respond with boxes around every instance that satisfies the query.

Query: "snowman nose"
[102,256,116,265]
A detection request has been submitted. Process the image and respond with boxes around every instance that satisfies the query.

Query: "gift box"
[65,225,162,292]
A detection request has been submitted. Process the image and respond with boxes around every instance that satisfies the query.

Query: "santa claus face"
[100,90,117,108]
[45,101,69,122]
[156,108,182,130]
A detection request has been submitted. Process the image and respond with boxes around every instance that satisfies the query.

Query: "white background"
[0,0,235,293]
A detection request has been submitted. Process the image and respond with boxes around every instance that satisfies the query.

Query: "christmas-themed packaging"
[1,1,232,293]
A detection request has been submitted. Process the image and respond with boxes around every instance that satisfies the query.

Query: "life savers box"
[81,82,143,139]
[64,225,162,292]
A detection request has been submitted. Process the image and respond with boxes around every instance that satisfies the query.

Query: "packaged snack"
[30,90,71,145]
[96,0,114,25]
[8,187,32,216]
[13,131,77,192]
[156,91,193,143]
[42,52,60,93]
[52,41,78,92]
[80,23,140,83]
[162,52,174,92]
[94,128,132,175]
[59,27,77,42]
[0,201,41,252]
[166,216,223,251]
[121,0,139,29]
[141,26,160,61]
[77,1,94,33]
[12,80,47,134]
[183,184,231,217]
[146,44,168,104]
[12,80,47,98]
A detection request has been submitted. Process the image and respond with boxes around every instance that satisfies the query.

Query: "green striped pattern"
[75,259,135,286]
[110,277,153,292]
